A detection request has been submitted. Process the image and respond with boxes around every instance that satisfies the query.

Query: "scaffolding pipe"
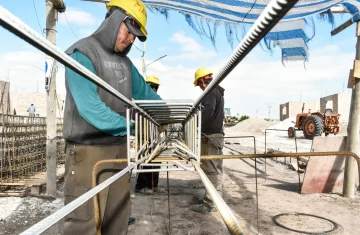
[185,0,299,121]
[0,6,158,125]
[191,159,246,235]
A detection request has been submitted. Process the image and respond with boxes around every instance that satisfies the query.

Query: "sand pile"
[227,118,280,133]
[267,118,295,130]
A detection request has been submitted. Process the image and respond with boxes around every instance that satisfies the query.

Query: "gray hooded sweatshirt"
[63,9,133,145]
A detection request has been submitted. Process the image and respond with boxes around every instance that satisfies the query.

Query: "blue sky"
[0,1,357,119]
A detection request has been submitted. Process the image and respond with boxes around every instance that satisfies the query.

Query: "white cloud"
[132,43,354,119]
[167,31,217,61]
[158,47,165,51]
[58,8,96,26]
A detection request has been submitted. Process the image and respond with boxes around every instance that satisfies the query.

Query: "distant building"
[279,92,351,122]
[320,93,351,122]
[279,101,319,121]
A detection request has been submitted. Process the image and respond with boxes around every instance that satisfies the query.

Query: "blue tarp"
[143,0,360,62]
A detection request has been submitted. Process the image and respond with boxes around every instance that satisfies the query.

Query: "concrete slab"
[301,136,347,194]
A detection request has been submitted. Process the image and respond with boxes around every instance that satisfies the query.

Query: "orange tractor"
[288,103,340,140]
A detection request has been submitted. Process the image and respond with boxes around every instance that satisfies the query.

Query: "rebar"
[0,114,64,182]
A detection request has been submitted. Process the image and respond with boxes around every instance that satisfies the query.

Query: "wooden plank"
[0,192,26,197]
[301,136,347,194]
[353,60,360,78]
[0,165,65,187]
[348,69,355,89]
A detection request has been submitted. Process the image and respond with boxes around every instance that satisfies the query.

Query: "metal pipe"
[145,144,163,164]
[0,6,158,125]
[134,100,195,104]
[139,163,174,167]
[126,108,131,165]
[136,142,147,159]
[134,168,186,173]
[174,143,198,160]
[140,115,143,159]
[191,159,246,235]
[20,162,135,235]
[193,117,196,152]
[173,160,195,171]
[185,0,299,121]
[135,112,138,160]
[197,109,202,160]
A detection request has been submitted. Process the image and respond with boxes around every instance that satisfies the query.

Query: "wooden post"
[343,22,360,198]
[45,0,58,197]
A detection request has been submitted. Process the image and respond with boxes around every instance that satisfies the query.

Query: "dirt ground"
[1,123,360,235]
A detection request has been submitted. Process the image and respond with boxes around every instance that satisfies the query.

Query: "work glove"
[158,125,168,133]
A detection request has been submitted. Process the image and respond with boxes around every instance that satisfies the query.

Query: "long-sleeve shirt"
[66,50,161,136]
[201,86,225,135]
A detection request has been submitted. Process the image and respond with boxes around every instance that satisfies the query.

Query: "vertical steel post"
[197,109,202,161]
[126,108,131,165]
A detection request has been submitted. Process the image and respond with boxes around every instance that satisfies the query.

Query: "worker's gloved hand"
[158,125,168,133]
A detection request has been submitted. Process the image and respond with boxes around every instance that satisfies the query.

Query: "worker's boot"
[191,203,217,213]
[128,217,136,225]
[135,187,153,195]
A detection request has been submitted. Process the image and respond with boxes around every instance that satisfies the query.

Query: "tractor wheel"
[302,115,324,140]
[288,127,296,138]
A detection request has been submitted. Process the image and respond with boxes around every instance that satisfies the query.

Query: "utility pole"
[344,21,360,198]
[331,12,360,198]
[45,0,65,198]
[256,110,258,118]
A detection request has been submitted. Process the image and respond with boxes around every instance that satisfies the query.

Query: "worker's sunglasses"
[198,77,213,86]
[149,84,159,92]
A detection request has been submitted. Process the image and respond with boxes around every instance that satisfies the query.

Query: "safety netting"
[143,0,360,62]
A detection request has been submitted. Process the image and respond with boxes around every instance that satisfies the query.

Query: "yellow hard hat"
[194,67,212,86]
[146,75,160,85]
[106,0,147,37]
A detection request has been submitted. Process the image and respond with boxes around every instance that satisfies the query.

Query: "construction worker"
[192,67,225,213]
[62,0,165,234]
[27,104,36,117]
[135,75,161,194]
[145,74,160,92]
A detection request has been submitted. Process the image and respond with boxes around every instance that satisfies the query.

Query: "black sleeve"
[201,92,216,125]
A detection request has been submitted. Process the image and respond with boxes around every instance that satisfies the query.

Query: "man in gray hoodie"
[63,0,163,234]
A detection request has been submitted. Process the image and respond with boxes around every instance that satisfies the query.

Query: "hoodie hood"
[91,8,132,56]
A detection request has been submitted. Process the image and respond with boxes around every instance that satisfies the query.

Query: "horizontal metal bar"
[134,100,195,104]
[0,6,159,126]
[139,103,193,107]
[140,106,192,110]
[139,163,174,166]
[150,115,187,118]
[134,168,185,173]
[148,110,190,113]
